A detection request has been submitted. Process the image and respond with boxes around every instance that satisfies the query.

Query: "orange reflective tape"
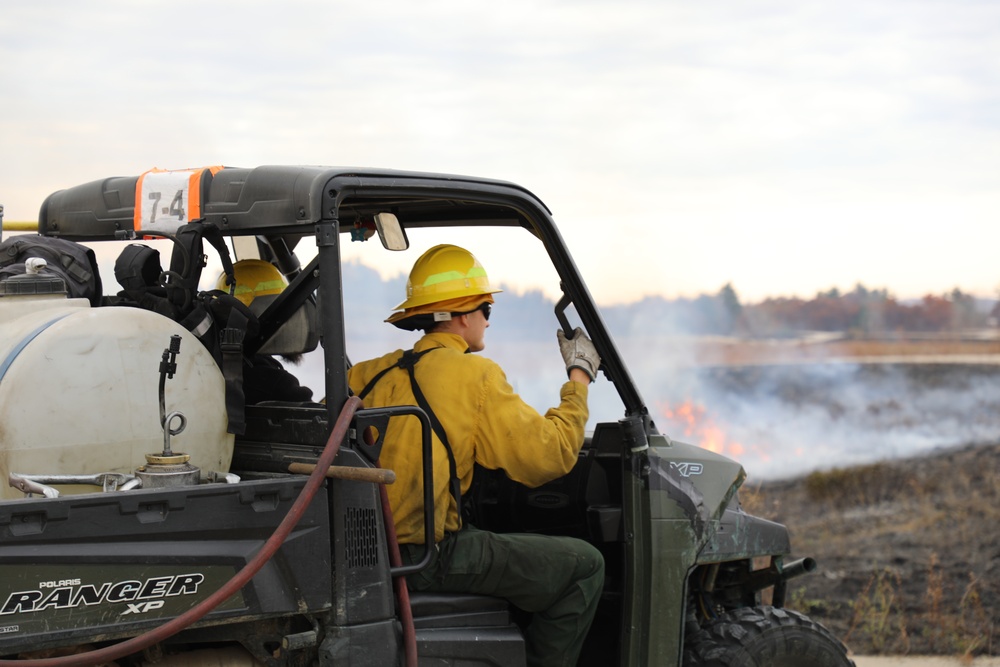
[187,165,224,221]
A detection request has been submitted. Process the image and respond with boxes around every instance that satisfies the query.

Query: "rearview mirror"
[374,213,409,251]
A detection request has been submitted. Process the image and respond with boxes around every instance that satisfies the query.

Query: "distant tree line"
[746,285,993,335]
[630,283,994,337]
[597,283,997,338]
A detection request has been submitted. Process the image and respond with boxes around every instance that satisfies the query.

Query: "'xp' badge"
[670,462,705,478]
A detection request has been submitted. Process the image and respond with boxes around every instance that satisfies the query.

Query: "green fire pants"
[401,526,605,667]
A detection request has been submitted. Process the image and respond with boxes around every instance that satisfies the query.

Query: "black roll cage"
[37,165,653,436]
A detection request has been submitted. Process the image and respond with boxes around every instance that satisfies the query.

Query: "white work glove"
[557,327,601,382]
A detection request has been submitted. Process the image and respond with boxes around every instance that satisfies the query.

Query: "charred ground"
[744,437,1000,657]
[689,360,1000,657]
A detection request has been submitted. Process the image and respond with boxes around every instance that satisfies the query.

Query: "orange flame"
[658,400,760,460]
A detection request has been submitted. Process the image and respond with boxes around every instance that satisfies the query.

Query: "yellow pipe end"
[1,221,39,232]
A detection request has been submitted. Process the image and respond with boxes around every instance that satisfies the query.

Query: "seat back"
[252,294,319,356]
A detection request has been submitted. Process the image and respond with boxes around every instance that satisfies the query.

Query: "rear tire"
[683,605,855,667]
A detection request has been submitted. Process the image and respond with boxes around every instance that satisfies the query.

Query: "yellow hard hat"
[218,259,287,307]
[393,244,501,310]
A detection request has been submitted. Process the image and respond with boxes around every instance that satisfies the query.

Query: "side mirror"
[374,213,409,251]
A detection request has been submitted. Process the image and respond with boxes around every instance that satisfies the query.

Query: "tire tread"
[684,605,856,667]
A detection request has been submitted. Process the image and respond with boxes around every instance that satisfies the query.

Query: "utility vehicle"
[0,166,854,666]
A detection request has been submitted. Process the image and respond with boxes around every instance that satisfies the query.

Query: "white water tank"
[0,275,234,499]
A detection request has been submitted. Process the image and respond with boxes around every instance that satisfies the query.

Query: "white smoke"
[630,357,1000,481]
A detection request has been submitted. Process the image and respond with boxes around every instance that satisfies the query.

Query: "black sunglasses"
[454,302,491,321]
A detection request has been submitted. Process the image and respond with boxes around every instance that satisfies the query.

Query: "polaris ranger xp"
[0,165,854,666]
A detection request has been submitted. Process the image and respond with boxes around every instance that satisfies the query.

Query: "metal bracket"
[8,471,142,498]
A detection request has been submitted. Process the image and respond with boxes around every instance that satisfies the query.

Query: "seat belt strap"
[219,305,249,435]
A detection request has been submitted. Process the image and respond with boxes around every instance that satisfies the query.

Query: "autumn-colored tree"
[742,285,989,335]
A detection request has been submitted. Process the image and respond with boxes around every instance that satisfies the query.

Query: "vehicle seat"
[408,592,526,664]
[250,295,319,356]
[408,591,511,629]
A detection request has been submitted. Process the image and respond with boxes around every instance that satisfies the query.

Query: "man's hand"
[557,328,601,382]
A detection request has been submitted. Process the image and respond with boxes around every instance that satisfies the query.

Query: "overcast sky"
[2,0,998,304]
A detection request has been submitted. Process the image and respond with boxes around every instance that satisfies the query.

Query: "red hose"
[378,474,417,667]
[1,396,363,667]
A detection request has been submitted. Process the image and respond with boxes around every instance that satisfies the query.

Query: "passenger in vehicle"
[347,244,604,667]
[219,260,314,405]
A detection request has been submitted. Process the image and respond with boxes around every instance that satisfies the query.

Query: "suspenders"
[358,347,464,524]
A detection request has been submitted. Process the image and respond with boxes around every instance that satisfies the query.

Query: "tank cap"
[0,258,68,297]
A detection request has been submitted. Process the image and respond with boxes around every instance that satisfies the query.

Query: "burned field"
[700,363,1000,657]
[750,441,1000,657]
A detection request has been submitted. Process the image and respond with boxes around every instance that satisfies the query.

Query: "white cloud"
[2,0,999,303]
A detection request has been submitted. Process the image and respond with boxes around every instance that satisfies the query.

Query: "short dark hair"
[396,302,491,333]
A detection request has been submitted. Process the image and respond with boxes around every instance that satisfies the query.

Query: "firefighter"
[348,244,604,667]
[217,259,313,405]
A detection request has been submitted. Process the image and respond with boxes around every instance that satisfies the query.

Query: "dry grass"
[803,462,920,508]
[688,337,1000,367]
[750,443,1000,657]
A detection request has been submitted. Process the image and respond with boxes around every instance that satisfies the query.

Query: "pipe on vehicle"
[0,396,364,667]
[380,474,417,667]
[770,556,817,608]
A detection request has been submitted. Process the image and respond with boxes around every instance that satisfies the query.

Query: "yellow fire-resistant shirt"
[347,332,589,544]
